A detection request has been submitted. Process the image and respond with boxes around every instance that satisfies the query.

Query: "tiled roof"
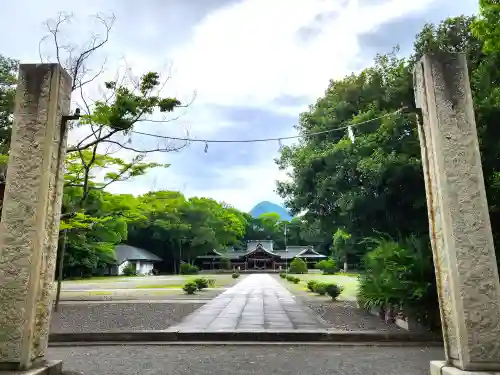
[114,244,163,265]
[196,242,326,261]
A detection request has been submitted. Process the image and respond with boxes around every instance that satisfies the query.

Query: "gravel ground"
[49,345,444,375]
[303,299,402,331]
[59,288,225,301]
[279,280,402,332]
[50,302,202,332]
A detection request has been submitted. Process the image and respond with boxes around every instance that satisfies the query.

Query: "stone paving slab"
[172,274,326,332]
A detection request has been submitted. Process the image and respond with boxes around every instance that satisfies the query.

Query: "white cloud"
[106,155,292,212]
[0,0,478,212]
[169,0,435,108]
[128,0,438,210]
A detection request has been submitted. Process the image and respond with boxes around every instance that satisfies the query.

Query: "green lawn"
[64,276,135,283]
[62,274,237,289]
[184,274,236,287]
[291,274,359,301]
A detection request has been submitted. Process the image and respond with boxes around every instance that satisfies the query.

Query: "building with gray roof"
[112,244,163,275]
[196,240,326,271]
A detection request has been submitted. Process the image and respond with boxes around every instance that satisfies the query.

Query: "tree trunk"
[54,229,67,312]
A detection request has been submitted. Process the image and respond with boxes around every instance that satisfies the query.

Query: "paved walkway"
[172,274,325,331]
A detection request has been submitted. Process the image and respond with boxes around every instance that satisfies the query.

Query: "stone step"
[48,329,442,344]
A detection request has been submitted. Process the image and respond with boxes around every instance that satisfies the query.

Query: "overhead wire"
[129,107,406,145]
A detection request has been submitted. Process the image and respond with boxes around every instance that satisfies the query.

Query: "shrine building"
[195,240,326,271]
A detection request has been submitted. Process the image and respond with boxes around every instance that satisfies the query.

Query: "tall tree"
[0,55,16,155]
[276,15,500,265]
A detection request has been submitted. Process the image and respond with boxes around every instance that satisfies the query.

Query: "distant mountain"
[249,201,293,221]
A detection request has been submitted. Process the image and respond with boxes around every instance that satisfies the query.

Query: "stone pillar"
[414,53,500,374]
[0,64,72,371]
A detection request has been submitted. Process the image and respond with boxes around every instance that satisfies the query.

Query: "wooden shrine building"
[196,240,326,271]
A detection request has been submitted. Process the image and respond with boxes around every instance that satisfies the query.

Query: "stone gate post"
[414,53,500,374]
[0,64,72,372]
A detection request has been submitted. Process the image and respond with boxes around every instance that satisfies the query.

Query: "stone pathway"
[172,274,326,331]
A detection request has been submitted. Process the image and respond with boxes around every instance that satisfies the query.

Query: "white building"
[112,244,163,276]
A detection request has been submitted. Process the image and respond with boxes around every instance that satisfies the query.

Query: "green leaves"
[357,236,437,325]
[81,71,182,132]
[473,0,500,54]
[64,150,167,188]
[277,51,426,247]
[0,55,17,154]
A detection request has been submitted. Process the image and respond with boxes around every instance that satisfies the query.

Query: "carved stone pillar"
[0,64,72,371]
[414,53,500,374]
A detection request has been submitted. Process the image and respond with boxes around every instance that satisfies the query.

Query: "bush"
[279,272,286,279]
[182,282,197,294]
[180,263,199,275]
[194,278,209,290]
[220,257,231,270]
[307,280,318,292]
[316,258,337,275]
[325,283,343,300]
[232,272,240,279]
[357,236,439,328]
[313,282,327,295]
[207,278,216,287]
[289,258,308,274]
[286,275,300,284]
[122,263,137,276]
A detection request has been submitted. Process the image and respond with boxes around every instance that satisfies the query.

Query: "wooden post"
[414,53,500,374]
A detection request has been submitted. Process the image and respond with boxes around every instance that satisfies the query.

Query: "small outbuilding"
[111,244,162,276]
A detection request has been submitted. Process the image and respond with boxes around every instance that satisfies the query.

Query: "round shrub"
[307,280,318,292]
[220,257,231,270]
[315,258,338,275]
[207,278,216,287]
[182,282,197,295]
[325,283,343,300]
[286,275,294,282]
[289,258,308,274]
[279,272,286,279]
[180,263,199,275]
[313,282,327,295]
[232,272,240,279]
[291,276,300,284]
[122,263,137,276]
[194,278,209,290]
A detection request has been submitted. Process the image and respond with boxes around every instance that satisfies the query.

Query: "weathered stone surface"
[430,360,500,375]
[414,53,500,371]
[33,64,71,360]
[0,64,71,370]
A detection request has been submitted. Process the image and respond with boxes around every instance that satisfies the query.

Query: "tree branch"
[102,137,188,153]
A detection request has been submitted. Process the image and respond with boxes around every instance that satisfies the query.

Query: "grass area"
[185,275,236,287]
[88,291,113,296]
[289,273,359,301]
[62,274,237,289]
[64,276,135,283]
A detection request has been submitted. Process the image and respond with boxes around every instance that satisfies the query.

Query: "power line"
[130,108,405,144]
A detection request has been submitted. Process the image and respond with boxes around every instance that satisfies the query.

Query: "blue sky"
[0,0,478,211]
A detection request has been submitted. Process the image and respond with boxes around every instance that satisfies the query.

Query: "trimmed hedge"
[307,280,318,292]
[182,281,197,294]
[325,283,343,300]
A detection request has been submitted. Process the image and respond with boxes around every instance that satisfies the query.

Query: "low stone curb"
[49,330,443,345]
